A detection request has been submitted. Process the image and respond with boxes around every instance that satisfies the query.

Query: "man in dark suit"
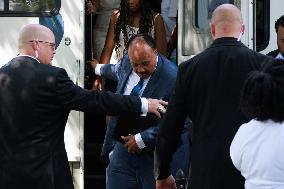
[154,4,272,189]
[267,15,284,59]
[0,24,166,189]
[90,34,189,189]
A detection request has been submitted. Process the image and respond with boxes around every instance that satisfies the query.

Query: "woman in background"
[94,0,167,90]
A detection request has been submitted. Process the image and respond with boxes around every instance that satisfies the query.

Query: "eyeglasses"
[29,40,56,50]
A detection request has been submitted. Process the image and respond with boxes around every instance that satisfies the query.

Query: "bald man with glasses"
[17,25,56,65]
[0,24,166,189]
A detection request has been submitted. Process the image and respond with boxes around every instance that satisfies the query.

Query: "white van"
[0,0,283,188]
[0,0,85,188]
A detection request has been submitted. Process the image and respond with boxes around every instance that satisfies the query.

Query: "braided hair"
[114,0,154,58]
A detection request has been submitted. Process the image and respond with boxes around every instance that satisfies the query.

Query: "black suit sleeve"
[55,68,142,115]
[154,64,188,180]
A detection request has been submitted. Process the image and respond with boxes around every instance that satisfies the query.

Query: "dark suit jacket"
[155,38,273,189]
[267,49,280,58]
[101,54,177,156]
[0,56,142,189]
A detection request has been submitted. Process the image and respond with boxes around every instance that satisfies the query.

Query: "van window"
[0,0,60,16]
[255,0,269,52]
[0,0,3,10]
[195,0,234,30]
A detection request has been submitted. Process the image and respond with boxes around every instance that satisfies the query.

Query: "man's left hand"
[156,175,176,189]
[121,135,140,153]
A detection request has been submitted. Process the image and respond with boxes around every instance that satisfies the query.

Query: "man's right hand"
[87,58,103,91]
[87,58,99,70]
[147,98,168,118]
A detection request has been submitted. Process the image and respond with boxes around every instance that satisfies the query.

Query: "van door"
[255,0,284,55]
[0,1,85,188]
[178,0,253,64]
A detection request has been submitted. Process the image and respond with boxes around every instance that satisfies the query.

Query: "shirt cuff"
[94,64,104,75]
[135,133,146,149]
[140,97,148,116]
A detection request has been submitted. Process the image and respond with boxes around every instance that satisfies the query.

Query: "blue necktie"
[130,78,144,96]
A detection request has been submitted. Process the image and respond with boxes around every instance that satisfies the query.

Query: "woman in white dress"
[230,59,284,189]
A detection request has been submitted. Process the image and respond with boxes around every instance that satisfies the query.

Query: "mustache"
[137,71,148,75]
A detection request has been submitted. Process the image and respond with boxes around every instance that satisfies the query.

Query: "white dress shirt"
[95,64,152,149]
[276,52,284,60]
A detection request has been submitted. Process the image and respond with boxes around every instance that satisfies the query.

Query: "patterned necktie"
[130,78,144,96]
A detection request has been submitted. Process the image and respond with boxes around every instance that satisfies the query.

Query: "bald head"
[18,24,55,64]
[210,4,244,40]
[18,24,54,53]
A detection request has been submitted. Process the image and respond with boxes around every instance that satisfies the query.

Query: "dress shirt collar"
[17,54,40,63]
[276,52,284,60]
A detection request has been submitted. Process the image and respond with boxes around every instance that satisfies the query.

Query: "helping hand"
[147,99,168,118]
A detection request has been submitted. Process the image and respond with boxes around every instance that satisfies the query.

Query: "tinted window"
[0,0,3,10]
[255,0,269,51]
[195,0,234,30]
[0,0,60,16]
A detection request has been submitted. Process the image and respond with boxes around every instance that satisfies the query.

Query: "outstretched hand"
[147,99,168,118]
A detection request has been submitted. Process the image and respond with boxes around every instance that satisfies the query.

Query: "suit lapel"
[142,55,163,98]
